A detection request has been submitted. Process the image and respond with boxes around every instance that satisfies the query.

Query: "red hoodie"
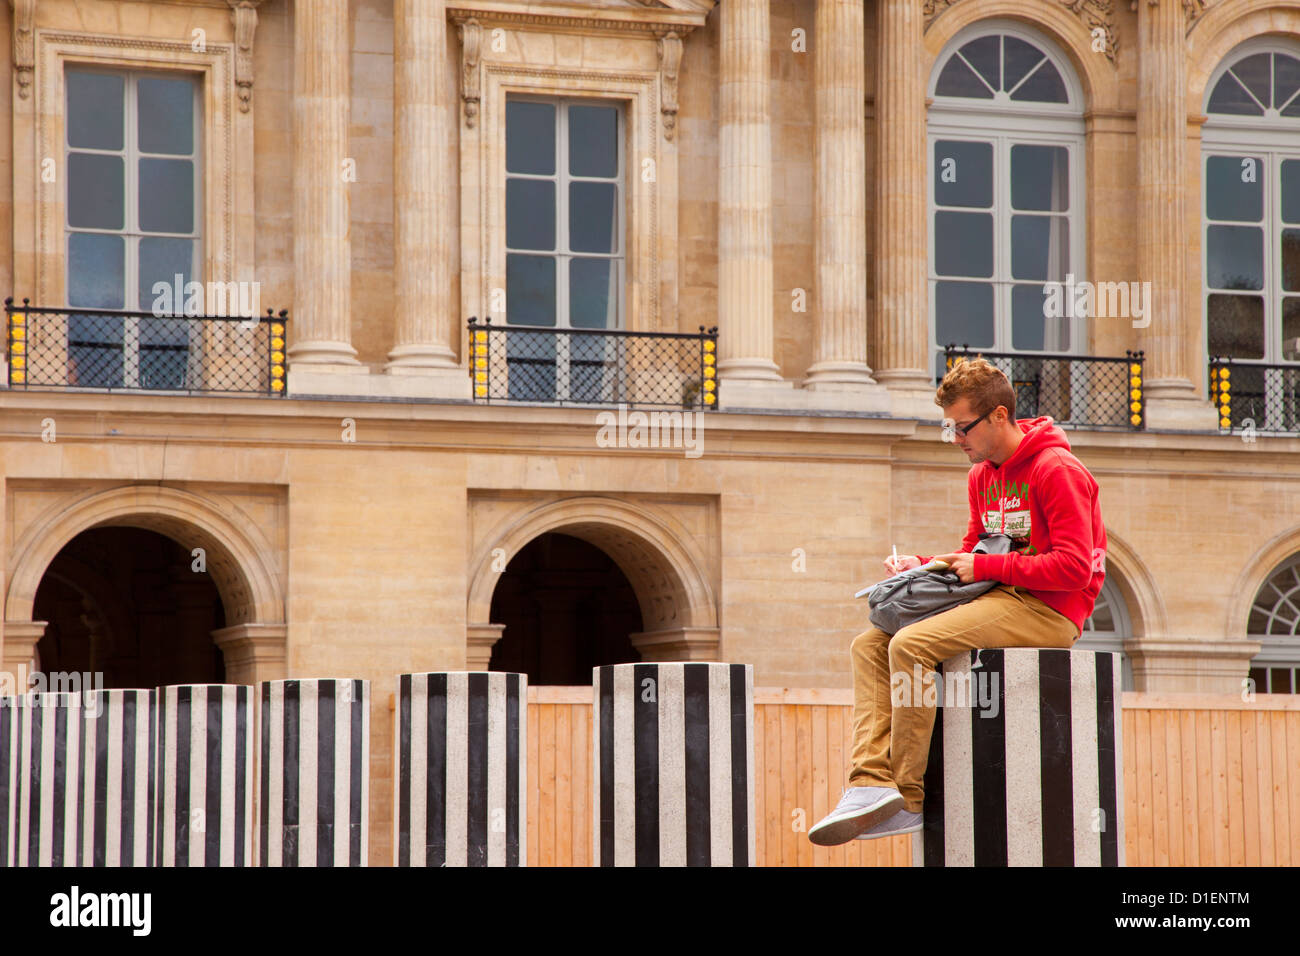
[917,416,1106,638]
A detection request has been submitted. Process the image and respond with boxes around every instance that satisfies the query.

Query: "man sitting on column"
[808,357,1106,845]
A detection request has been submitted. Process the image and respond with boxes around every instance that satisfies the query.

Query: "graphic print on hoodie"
[918,416,1107,638]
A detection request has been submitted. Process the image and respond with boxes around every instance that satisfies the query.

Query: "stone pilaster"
[386,0,470,399]
[1136,0,1218,429]
[873,0,939,420]
[211,623,287,686]
[802,0,881,401]
[716,0,787,407]
[1,620,45,692]
[287,0,361,372]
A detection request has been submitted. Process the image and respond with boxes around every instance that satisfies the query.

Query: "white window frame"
[64,66,203,390]
[1076,575,1135,692]
[504,93,626,404]
[927,20,1087,387]
[1201,38,1300,433]
[1246,553,1300,694]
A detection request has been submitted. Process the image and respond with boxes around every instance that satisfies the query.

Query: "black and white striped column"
[394,672,527,867]
[594,662,755,866]
[80,689,156,866]
[912,648,1124,867]
[0,696,15,866]
[4,693,84,866]
[155,684,254,866]
[260,679,369,866]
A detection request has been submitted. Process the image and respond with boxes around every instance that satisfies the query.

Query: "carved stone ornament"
[659,31,682,142]
[10,0,35,100]
[925,0,1118,64]
[458,18,482,129]
[227,0,263,113]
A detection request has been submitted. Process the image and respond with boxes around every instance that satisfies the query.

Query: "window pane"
[1208,71,1264,115]
[506,253,556,326]
[138,158,194,233]
[1275,54,1300,113]
[137,75,194,155]
[569,181,617,253]
[1232,54,1272,108]
[66,70,123,150]
[1011,215,1069,281]
[506,178,555,250]
[959,37,1000,92]
[67,153,124,229]
[1205,156,1264,222]
[1012,283,1069,351]
[570,257,615,328]
[67,232,125,308]
[1010,60,1067,103]
[1206,225,1263,290]
[1282,160,1300,224]
[1207,293,1264,358]
[506,100,555,175]
[139,236,195,311]
[935,280,993,347]
[934,55,994,98]
[568,105,617,178]
[1011,145,1068,211]
[1002,36,1045,92]
[1283,297,1300,355]
[1283,230,1300,293]
[934,211,993,277]
[933,140,992,208]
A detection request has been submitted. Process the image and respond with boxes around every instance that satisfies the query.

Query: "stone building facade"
[2,0,1300,862]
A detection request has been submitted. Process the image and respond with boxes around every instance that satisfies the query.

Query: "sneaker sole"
[807,792,904,846]
[856,818,923,840]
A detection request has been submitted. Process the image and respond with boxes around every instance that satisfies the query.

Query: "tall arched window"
[927,22,1086,383]
[1203,42,1300,433]
[1247,554,1300,694]
[1076,576,1134,691]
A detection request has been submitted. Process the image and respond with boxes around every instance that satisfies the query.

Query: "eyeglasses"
[953,408,994,438]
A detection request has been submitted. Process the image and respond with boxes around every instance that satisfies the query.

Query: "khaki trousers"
[848,583,1077,812]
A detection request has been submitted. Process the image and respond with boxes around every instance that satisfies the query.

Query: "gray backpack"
[866,533,1014,635]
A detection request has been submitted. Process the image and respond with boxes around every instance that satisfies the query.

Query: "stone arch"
[466,496,719,667]
[1186,2,1300,114]
[1096,526,1165,641]
[1225,524,1300,641]
[4,485,286,685]
[923,4,1120,111]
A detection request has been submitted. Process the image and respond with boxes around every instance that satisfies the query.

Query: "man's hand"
[934,551,977,584]
[884,554,921,575]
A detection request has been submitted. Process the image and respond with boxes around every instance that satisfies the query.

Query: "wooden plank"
[809,704,830,868]
[1193,709,1211,867]
[795,704,813,867]
[1288,712,1300,870]
[539,704,556,867]
[1163,705,1182,866]
[1120,693,1300,711]
[754,687,853,706]
[826,701,848,867]
[780,704,797,867]
[527,700,539,868]
[1122,708,1137,867]
[1134,708,1152,866]
[1269,710,1288,866]
[1149,708,1168,866]
[574,701,590,868]
[1210,708,1229,867]
[1176,709,1196,866]
[555,703,572,867]
[1253,710,1273,866]
[1226,709,1244,867]
[763,703,781,867]
[1240,707,1259,867]
[531,686,592,705]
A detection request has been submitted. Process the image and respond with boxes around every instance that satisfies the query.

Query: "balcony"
[1209,357,1300,437]
[467,317,719,409]
[5,298,288,397]
[942,345,1145,431]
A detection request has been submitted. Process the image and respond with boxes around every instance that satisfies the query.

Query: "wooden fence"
[521,687,1300,866]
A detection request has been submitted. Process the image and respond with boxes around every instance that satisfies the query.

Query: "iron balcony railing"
[942,345,1145,431]
[5,298,288,396]
[1209,357,1300,436]
[467,317,719,409]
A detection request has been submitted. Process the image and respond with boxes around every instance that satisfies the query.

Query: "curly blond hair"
[934,356,1016,419]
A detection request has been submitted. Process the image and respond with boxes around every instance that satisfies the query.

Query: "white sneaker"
[855,808,922,840]
[807,786,903,846]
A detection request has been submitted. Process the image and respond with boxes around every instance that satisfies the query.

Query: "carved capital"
[10,0,35,100]
[227,0,263,113]
[658,31,682,142]
[458,18,482,129]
